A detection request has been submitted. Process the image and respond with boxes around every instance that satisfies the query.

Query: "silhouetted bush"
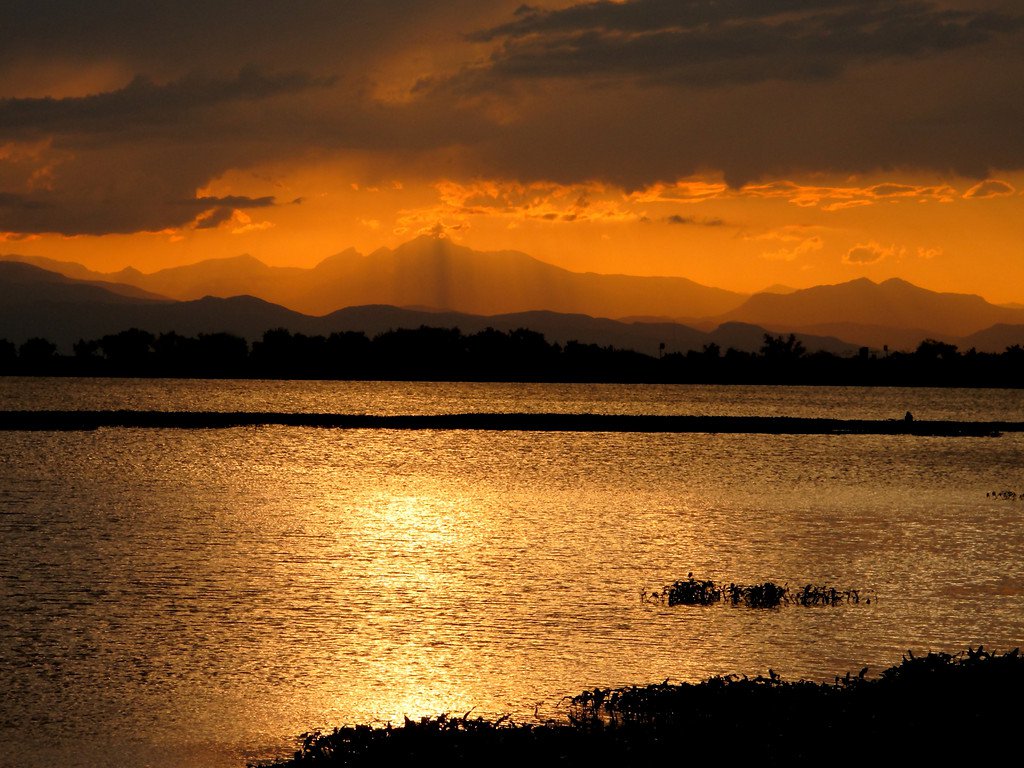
[254,648,1023,767]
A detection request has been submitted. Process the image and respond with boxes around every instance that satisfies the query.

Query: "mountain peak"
[721,273,1024,339]
[878,277,918,290]
[314,247,362,269]
[843,276,878,288]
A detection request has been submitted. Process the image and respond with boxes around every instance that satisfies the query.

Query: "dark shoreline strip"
[0,411,1018,436]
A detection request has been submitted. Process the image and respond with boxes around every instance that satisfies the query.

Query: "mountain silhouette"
[3,236,747,319]
[0,260,168,302]
[717,277,1024,342]
[3,247,1023,355]
[0,260,860,356]
[959,324,1024,352]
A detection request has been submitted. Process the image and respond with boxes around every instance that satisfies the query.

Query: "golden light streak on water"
[1,381,1023,767]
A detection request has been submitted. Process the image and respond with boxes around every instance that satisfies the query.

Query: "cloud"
[0,1,1022,236]
[193,195,275,209]
[0,2,501,88]
[192,207,235,230]
[467,0,1021,87]
[743,180,958,208]
[665,214,724,226]
[631,181,728,204]
[0,71,333,234]
[0,3,505,235]
[0,69,333,140]
[844,241,902,265]
[228,209,274,235]
[0,64,501,234]
[437,1,1024,187]
[0,191,51,211]
[753,226,825,261]
[963,179,1016,199]
[0,230,39,242]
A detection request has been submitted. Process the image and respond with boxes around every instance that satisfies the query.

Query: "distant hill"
[774,322,940,352]
[0,263,317,346]
[4,252,1020,357]
[717,277,1024,346]
[0,260,169,302]
[958,324,1024,353]
[2,236,748,319]
[0,261,857,356]
[756,284,798,295]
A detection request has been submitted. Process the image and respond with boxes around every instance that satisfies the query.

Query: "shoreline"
[1,410,1019,435]
[253,648,1023,767]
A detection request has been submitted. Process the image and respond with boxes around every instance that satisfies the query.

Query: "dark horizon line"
[0,411,1017,436]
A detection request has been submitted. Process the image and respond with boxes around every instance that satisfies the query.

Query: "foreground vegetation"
[254,648,1021,767]
[2,326,1022,385]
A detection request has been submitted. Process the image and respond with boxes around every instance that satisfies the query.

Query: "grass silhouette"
[254,647,1020,767]
[644,574,869,608]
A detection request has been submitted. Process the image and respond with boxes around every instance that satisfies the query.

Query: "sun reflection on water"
[1,411,1023,768]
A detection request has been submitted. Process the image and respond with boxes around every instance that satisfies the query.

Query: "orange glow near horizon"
[5,163,1023,305]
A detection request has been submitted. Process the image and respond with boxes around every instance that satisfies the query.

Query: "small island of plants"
[644,573,869,608]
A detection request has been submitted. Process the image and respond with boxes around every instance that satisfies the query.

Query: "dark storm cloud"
[441,0,1024,186]
[192,207,236,230]
[0,184,279,236]
[190,196,276,231]
[0,192,51,212]
[462,0,1015,86]
[192,196,276,209]
[465,0,1020,86]
[0,1,1022,235]
[0,1,507,78]
[0,71,333,234]
[0,1,513,235]
[0,70,333,139]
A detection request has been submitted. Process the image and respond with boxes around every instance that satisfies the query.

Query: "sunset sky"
[1,1,1022,302]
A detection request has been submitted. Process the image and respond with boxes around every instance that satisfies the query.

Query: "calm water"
[1,379,1023,767]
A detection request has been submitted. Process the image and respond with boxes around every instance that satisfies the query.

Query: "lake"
[1,379,1022,767]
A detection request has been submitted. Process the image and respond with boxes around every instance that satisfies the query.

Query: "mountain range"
[3,237,746,319]
[0,260,858,356]
[3,236,1024,355]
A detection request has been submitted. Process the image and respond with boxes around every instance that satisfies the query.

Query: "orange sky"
[7,165,1022,303]
[1,1,1023,303]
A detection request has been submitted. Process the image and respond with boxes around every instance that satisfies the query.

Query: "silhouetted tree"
[99,328,156,372]
[324,331,372,377]
[373,326,467,379]
[73,338,101,360]
[760,333,806,361]
[152,332,197,373]
[71,338,103,375]
[0,338,15,372]
[18,337,57,372]
[3,325,1023,386]
[915,339,959,361]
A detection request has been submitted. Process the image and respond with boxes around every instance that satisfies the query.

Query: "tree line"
[0,326,1021,386]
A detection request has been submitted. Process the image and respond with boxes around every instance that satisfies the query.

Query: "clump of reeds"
[662,572,721,605]
[644,575,869,608]
[726,581,789,608]
[987,489,1021,500]
[791,584,865,606]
